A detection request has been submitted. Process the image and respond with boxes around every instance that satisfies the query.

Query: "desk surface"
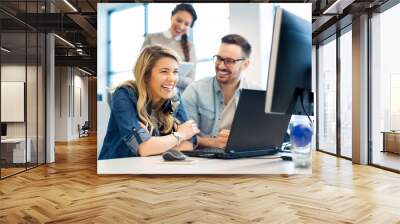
[381,131,400,134]
[1,138,27,143]
[97,154,311,175]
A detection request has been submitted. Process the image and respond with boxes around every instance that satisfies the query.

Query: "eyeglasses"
[213,55,246,66]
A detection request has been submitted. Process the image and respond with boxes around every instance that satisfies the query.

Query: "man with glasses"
[182,34,261,149]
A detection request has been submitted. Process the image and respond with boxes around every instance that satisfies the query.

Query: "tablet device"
[179,62,194,77]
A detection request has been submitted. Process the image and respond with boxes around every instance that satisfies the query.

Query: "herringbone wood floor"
[1,135,400,223]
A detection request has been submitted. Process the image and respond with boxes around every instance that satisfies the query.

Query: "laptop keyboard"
[184,147,280,159]
[195,148,225,154]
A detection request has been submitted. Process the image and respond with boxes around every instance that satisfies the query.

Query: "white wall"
[55,67,89,141]
[229,3,274,89]
[1,65,26,81]
[1,65,26,140]
[97,4,116,158]
[55,67,68,141]
[229,3,311,89]
[1,65,32,137]
[73,73,89,138]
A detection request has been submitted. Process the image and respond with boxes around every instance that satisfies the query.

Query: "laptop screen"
[226,89,291,152]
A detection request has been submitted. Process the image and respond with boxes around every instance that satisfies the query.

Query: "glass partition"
[1,30,28,178]
[27,30,38,169]
[371,3,400,171]
[317,36,337,155]
[38,32,46,165]
[0,1,46,179]
[339,28,352,158]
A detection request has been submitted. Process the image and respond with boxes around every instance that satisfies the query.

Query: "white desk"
[1,138,31,163]
[97,154,311,175]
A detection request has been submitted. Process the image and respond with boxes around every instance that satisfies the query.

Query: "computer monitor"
[1,123,7,137]
[265,6,313,116]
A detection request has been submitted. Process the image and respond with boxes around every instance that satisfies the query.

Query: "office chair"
[79,121,90,138]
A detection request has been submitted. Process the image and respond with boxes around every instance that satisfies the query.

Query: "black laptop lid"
[226,89,291,152]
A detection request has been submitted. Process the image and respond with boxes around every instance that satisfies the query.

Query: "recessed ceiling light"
[54,34,75,48]
[1,47,11,53]
[63,0,78,12]
[322,0,354,15]
[78,67,92,76]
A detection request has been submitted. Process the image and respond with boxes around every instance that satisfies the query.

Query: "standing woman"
[142,3,197,92]
[99,45,199,159]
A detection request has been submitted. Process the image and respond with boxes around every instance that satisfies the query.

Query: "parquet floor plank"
[1,135,400,223]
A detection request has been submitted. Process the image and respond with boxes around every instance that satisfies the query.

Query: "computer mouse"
[280,155,293,161]
[162,149,187,161]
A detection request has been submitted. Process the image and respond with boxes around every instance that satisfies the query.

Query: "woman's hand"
[139,122,149,134]
[176,120,200,140]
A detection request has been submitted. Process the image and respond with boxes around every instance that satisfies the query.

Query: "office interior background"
[0,0,97,179]
[1,0,400,222]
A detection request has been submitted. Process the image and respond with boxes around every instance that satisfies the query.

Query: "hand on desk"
[213,129,230,149]
[195,129,230,149]
[177,120,200,140]
[139,120,200,141]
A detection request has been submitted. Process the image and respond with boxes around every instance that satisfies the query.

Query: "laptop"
[183,89,291,159]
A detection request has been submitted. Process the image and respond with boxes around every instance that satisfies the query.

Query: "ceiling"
[0,0,97,74]
[0,0,394,76]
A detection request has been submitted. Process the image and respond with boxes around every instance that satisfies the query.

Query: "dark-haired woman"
[142,3,197,92]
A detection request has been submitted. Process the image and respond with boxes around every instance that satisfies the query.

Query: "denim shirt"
[181,76,262,137]
[98,86,195,160]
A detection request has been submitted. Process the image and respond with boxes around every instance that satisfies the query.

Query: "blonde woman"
[99,45,199,159]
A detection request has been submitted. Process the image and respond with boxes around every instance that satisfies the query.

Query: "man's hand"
[213,129,230,149]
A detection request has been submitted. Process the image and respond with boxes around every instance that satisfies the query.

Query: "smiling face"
[170,10,193,38]
[215,43,249,85]
[148,57,179,105]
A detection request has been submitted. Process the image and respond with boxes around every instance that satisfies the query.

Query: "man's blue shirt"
[181,76,262,137]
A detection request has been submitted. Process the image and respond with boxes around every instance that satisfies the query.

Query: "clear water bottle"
[290,123,313,168]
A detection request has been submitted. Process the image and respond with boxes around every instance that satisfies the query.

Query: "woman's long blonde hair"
[118,45,180,135]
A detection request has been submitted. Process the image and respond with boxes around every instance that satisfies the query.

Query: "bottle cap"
[290,124,313,147]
